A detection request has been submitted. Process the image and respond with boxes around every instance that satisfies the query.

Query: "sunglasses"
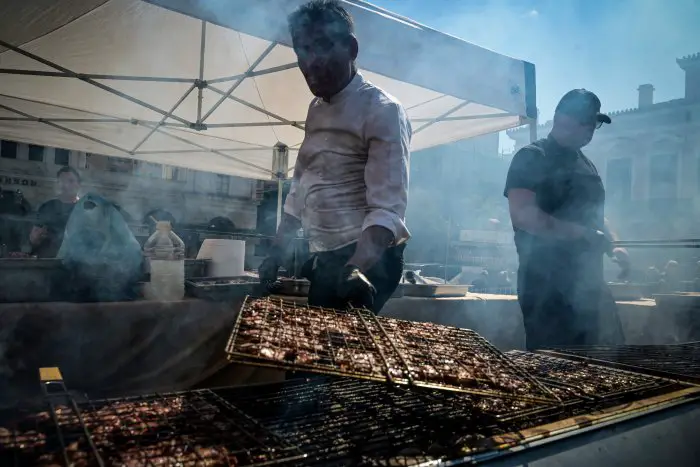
[572,114,603,130]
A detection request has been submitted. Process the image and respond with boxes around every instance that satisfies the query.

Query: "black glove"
[583,229,613,256]
[258,246,283,291]
[337,265,376,310]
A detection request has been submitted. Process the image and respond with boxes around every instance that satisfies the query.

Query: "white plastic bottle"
[143,221,185,301]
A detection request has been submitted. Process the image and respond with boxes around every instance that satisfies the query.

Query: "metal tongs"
[609,238,700,281]
[613,238,700,249]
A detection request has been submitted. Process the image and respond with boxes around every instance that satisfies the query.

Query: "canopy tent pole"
[529,116,538,143]
[0,0,537,183]
[444,216,452,283]
[0,38,193,127]
[196,20,207,124]
[276,178,284,229]
[201,42,277,123]
[272,143,290,229]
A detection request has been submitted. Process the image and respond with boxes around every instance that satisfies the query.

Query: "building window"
[606,158,632,202]
[106,157,134,173]
[649,153,678,199]
[1,141,18,159]
[28,144,44,162]
[163,165,180,181]
[55,148,70,166]
[216,174,230,195]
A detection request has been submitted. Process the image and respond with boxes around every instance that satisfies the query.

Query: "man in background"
[504,89,629,350]
[29,166,81,258]
[259,0,411,314]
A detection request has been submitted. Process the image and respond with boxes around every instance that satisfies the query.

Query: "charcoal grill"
[540,342,700,385]
[505,350,675,401]
[0,368,305,466]
[215,376,514,466]
[225,297,557,402]
[215,375,699,466]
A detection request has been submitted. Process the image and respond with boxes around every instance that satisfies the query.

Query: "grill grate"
[214,377,514,466]
[540,343,700,384]
[226,297,557,402]
[375,318,556,402]
[1,372,692,467]
[214,375,692,466]
[506,350,673,399]
[226,296,406,382]
[0,386,305,466]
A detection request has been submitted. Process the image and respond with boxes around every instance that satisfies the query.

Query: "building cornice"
[677,52,700,70]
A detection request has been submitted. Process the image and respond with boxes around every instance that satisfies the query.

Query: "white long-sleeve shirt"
[284,72,411,253]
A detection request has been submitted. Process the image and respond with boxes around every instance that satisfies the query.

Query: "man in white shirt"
[259,0,411,314]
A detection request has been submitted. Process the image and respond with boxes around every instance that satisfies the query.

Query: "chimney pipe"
[637,84,654,109]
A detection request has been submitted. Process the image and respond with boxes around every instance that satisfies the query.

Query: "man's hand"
[584,229,613,255]
[346,226,394,273]
[29,226,48,246]
[611,247,631,278]
[337,265,376,310]
[258,247,283,287]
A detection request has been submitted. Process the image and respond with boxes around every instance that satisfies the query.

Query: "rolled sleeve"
[362,100,412,245]
[283,164,303,220]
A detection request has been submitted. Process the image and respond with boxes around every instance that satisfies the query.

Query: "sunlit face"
[58,171,80,198]
[292,24,356,99]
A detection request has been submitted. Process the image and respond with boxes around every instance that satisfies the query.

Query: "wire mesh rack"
[225,296,408,383]
[226,297,558,402]
[0,369,305,467]
[416,387,560,422]
[506,350,676,400]
[373,317,557,402]
[213,374,696,466]
[539,343,700,385]
[214,376,516,466]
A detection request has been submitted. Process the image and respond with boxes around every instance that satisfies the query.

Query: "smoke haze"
[374,0,700,151]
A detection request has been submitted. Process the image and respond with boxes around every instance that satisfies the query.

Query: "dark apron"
[518,167,624,350]
[301,242,405,315]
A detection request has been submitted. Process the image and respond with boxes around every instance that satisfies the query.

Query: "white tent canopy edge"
[0,0,536,181]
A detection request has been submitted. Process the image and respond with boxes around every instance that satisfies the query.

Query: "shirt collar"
[326,72,365,104]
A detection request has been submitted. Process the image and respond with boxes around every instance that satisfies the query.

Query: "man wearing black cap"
[504,89,629,350]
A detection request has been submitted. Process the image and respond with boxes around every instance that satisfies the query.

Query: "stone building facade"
[0,143,261,231]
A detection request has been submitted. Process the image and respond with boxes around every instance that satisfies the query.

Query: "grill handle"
[38,367,106,467]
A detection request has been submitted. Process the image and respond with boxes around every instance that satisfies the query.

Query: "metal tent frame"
[0,0,538,227]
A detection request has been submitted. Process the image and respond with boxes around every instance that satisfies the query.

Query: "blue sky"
[370,0,700,150]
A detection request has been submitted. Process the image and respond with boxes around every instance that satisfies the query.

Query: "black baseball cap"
[555,89,611,125]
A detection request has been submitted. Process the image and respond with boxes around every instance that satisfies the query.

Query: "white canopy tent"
[0,0,536,184]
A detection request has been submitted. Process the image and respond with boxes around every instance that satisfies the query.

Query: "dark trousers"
[304,242,405,315]
[517,258,624,351]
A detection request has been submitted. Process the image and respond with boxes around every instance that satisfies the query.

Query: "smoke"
[375,0,699,121]
[377,0,700,281]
